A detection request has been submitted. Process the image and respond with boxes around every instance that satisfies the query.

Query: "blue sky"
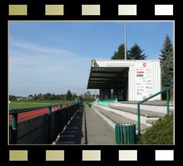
[9,21,174,97]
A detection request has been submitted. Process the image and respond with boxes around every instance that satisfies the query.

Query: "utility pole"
[124,22,127,60]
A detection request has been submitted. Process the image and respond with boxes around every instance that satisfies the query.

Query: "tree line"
[9,90,99,101]
[111,34,173,88]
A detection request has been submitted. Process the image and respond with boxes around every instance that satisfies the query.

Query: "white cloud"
[9,40,92,96]
[10,38,76,56]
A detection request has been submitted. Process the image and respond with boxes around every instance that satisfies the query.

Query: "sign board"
[135,61,153,100]
[105,61,134,67]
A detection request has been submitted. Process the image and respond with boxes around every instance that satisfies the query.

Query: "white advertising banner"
[135,61,153,100]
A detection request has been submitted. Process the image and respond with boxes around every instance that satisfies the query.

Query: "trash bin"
[115,123,136,144]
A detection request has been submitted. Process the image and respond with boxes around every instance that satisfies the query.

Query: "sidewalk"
[56,105,116,145]
[84,105,116,145]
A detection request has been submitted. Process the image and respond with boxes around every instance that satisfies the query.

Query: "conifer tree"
[159,35,173,63]
[111,44,125,59]
[66,90,72,100]
[159,35,173,87]
[127,43,147,60]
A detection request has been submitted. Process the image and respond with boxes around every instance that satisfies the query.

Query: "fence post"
[11,113,18,144]
[166,89,169,115]
[48,106,52,143]
[137,103,140,136]
[59,104,62,132]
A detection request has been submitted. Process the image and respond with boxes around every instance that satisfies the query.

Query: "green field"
[9,100,92,109]
[9,100,76,109]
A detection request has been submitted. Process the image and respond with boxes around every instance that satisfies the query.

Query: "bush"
[137,113,173,144]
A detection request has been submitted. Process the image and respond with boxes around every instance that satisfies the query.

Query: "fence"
[9,102,81,144]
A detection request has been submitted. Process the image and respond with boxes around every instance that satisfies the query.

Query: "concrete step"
[93,104,164,126]
[93,102,174,127]
[108,104,166,118]
[109,101,174,114]
[92,105,150,134]
[146,119,158,125]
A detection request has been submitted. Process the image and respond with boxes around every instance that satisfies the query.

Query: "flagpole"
[124,22,127,60]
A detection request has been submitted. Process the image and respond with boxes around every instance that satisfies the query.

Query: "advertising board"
[135,62,153,100]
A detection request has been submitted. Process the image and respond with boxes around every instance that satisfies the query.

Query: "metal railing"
[137,85,173,136]
[9,102,82,144]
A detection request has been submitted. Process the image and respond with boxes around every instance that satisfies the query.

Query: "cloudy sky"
[8,21,174,97]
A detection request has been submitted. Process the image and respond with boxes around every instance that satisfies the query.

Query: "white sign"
[105,62,134,67]
[135,62,153,100]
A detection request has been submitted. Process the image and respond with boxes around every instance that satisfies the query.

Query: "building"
[87,59,161,101]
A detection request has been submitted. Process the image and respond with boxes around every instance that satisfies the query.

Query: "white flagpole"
[124,22,127,60]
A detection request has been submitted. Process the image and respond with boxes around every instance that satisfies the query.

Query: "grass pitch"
[9,100,75,109]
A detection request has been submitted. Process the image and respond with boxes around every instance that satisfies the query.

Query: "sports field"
[9,100,75,109]
[9,100,79,125]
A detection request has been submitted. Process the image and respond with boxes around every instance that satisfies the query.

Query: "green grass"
[9,100,92,109]
[137,113,173,144]
[9,100,75,109]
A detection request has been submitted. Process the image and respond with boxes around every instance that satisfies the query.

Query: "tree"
[34,94,38,101]
[161,51,173,87]
[56,94,60,100]
[37,93,42,100]
[159,35,173,88]
[66,90,72,100]
[111,44,125,59]
[28,94,33,100]
[51,93,56,100]
[84,91,92,101]
[127,43,147,60]
[159,34,173,63]
[78,94,84,101]
[72,93,77,101]
[60,94,66,100]
[9,95,16,101]
[43,93,51,100]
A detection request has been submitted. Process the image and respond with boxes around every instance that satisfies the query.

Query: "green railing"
[9,102,82,144]
[137,85,174,136]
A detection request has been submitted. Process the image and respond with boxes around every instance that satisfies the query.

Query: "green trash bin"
[115,123,136,144]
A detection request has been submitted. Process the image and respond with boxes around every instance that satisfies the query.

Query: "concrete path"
[84,105,115,145]
[55,105,116,145]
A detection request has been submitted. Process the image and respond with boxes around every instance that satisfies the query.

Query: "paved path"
[55,105,116,145]
[84,105,115,145]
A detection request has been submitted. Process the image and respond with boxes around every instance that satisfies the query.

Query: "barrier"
[137,85,174,136]
[9,102,81,144]
[94,98,118,106]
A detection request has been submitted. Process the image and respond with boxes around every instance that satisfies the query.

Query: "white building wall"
[125,60,161,101]
[152,61,161,100]
[128,64,136,100]
[94,60,161,101]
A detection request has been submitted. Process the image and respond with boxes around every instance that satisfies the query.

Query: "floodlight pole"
[124,22,127,60]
